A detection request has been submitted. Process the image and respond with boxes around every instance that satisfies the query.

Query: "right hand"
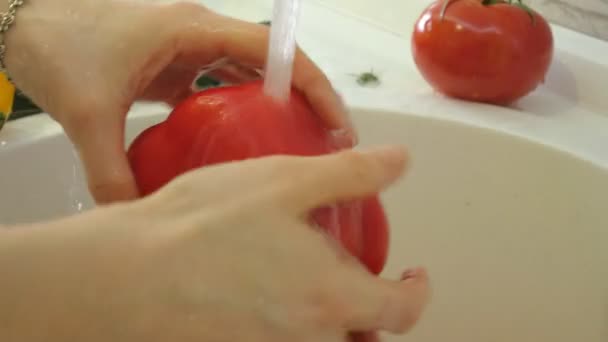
[0,146,430,341]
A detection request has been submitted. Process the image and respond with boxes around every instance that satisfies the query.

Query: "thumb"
[281,145,408,216]
[63,109,139,204]
[341,267,431,335]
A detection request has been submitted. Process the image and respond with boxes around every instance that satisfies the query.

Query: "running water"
[261,0,367,264]
[263,0,303,102]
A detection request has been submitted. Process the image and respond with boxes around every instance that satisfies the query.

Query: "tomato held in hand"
[127,81,389,274]
[412,0,554,105]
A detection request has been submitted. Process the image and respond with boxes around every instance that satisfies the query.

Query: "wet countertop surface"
[2,0,608,168]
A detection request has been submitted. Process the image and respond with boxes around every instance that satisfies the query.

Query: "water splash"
[67,147,85,214]
[263,0,303,102]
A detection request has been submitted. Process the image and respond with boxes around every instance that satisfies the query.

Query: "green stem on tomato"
[442,0,535,24]
[482,0,504,5]
[512,0,536,24]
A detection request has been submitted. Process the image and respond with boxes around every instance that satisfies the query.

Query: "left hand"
[5,0,352,203]
[1,146,429,342]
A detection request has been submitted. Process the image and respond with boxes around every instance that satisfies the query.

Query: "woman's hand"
[4,0,351,203]
[0,146,429,342]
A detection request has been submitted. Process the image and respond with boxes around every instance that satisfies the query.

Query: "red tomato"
[127,80,390,274]
[412,0,554,105]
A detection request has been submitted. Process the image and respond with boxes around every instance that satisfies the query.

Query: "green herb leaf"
[195,75,222,90]
[352,71,381,87]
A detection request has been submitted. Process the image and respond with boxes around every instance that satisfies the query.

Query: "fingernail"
[336,90,347,111]
[335,92,359,144]
[366,145,408,168]
[331,128,356,149]
[401,267,425,281]
[401,269,416,280]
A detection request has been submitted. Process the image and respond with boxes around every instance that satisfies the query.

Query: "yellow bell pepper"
[0,72,15,130]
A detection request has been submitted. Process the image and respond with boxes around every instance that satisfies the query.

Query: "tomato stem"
[441,0,536,24]
[511,0,536,24]
[439,0,451,20]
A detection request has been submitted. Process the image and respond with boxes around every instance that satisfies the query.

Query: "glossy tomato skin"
[127,80,390,274]
[412,0,554,105]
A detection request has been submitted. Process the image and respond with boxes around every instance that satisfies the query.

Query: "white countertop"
[2,0,608,168]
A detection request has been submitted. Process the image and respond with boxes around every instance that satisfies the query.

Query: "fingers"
[291,50,353,135]
[164,4,354,138]
[203,61,263,85]
[156,145,406,219]
[62,110,139,204]
[341,267,431,334]
[138,64,200,108]
[280,145,408,215]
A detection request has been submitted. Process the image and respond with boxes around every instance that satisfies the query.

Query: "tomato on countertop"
[127,80,390,275]
[412,0,554,105]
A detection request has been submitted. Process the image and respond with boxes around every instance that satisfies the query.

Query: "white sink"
[2,105,607,341]
[1,0,607,340]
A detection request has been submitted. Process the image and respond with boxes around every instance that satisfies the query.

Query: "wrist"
[1,1,30,74]
[3,0,101,87]
[2,0,47,89]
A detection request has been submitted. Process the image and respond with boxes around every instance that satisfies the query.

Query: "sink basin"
[357,109,608,341]
[1,105,607,341]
